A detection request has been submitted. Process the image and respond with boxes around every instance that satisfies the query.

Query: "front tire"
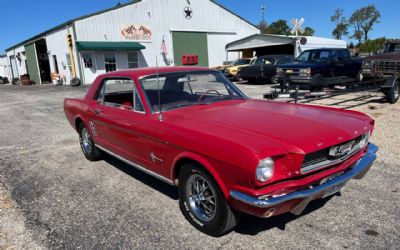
[178,164,241,236]
[79,123,102,161]
[385,80,400,104]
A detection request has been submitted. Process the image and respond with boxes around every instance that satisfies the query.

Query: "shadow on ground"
[102,153,179,200]
[99,151,342,236]
[234,195,337,236]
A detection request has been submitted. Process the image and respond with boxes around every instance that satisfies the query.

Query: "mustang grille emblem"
[329,141,355,157]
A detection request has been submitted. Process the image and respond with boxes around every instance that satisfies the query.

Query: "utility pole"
[261,5,266,22]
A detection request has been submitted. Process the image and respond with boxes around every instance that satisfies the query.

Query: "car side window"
[97,78,144,112]
[340,50,351,59]
[276,57,293,65]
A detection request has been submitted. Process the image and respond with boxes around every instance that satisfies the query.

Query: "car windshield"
[296,50,331,62]
[140,71,247,112]
[232,59,250,66]
[383,43,400,53]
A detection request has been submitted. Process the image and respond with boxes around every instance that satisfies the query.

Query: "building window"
[104,52,116,72]
[82,53,93,68]
[127,52,139,69]
[66,54,72,74]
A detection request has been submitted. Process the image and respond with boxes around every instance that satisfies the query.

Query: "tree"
[331,8,348,40]
[358,37,386,53]
[257,20,268,34]
[302,27,315,36]
[265,19,290,35]
[349,5,380,44]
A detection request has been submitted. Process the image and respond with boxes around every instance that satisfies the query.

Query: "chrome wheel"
[186,174,217,222]
[80,127,92,154]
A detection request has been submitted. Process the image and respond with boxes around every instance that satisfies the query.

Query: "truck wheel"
[179,164,241,236]
[311,74,325,87]
[79,123,102,161]
[385,80,400,104]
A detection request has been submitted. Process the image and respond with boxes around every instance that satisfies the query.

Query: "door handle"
[93,109,102,115]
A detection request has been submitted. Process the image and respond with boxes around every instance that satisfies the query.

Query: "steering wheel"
[198,89,221,101]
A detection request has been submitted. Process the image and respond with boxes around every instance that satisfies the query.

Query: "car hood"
[279,61,324,69]
[164,100,373,155]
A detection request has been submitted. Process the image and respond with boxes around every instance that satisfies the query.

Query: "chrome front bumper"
[230,143,378,211]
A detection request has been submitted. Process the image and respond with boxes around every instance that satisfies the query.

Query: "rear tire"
[178,164,241,236]
[79,123,102,161]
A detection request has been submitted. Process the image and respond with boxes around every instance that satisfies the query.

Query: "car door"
[340,50,359,77]
[330,50,346,77]
[89,77,152,167]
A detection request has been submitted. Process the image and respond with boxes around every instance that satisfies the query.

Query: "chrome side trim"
[230,143,378,208]
[96,144,174,185]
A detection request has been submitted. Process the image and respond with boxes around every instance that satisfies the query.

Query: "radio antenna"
[156,56,163,121]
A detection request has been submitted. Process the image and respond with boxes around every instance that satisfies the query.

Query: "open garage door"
[172,32,209,67]
[25,43,41,84]
[226,34,295,57]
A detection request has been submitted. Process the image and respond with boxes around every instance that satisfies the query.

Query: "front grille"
[281,68,300,76]
[302,148,331,168]
[301,135,363,170]
[374,61,400,73]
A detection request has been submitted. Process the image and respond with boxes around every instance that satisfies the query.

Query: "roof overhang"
[76,41,145,51]
[226,34,295,51]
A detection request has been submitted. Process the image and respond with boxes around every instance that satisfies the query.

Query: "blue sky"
[1,0,398,52]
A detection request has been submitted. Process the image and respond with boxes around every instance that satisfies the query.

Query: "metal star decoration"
[184,6,193,19]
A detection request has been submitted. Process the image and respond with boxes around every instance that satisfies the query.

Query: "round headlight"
[256,157,274,182]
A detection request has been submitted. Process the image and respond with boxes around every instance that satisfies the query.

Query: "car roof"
[100,66,211,78]
[304,48,346,51]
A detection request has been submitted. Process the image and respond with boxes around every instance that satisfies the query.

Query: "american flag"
[161,37,168,55]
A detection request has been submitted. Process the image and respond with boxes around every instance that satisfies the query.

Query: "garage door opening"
[25,38,52,84]
[35,39,51,84]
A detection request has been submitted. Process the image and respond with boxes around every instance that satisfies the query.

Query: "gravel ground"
[0,83,399,249]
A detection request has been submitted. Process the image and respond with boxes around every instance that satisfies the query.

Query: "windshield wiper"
[162,103,195,111]
[161,102,210,111]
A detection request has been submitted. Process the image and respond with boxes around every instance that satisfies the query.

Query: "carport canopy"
[76,41,145,51]
[225,34,294,51]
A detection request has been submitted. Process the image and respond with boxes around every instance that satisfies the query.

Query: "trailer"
[263,74,400,104]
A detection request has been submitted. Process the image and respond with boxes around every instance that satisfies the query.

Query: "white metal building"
[4,0,259,85]
[0,55,11,80]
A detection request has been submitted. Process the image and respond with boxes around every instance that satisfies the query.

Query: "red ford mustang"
[64,66,378,236]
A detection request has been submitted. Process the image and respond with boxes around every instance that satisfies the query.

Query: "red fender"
[171,152,230,198]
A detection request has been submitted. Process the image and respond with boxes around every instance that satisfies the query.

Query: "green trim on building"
[172,32,209,67]
[24,43,41,84]
[76,41,146,51]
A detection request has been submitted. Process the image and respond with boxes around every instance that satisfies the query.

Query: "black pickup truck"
[274,48,362,87]
[237,54,293,83]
